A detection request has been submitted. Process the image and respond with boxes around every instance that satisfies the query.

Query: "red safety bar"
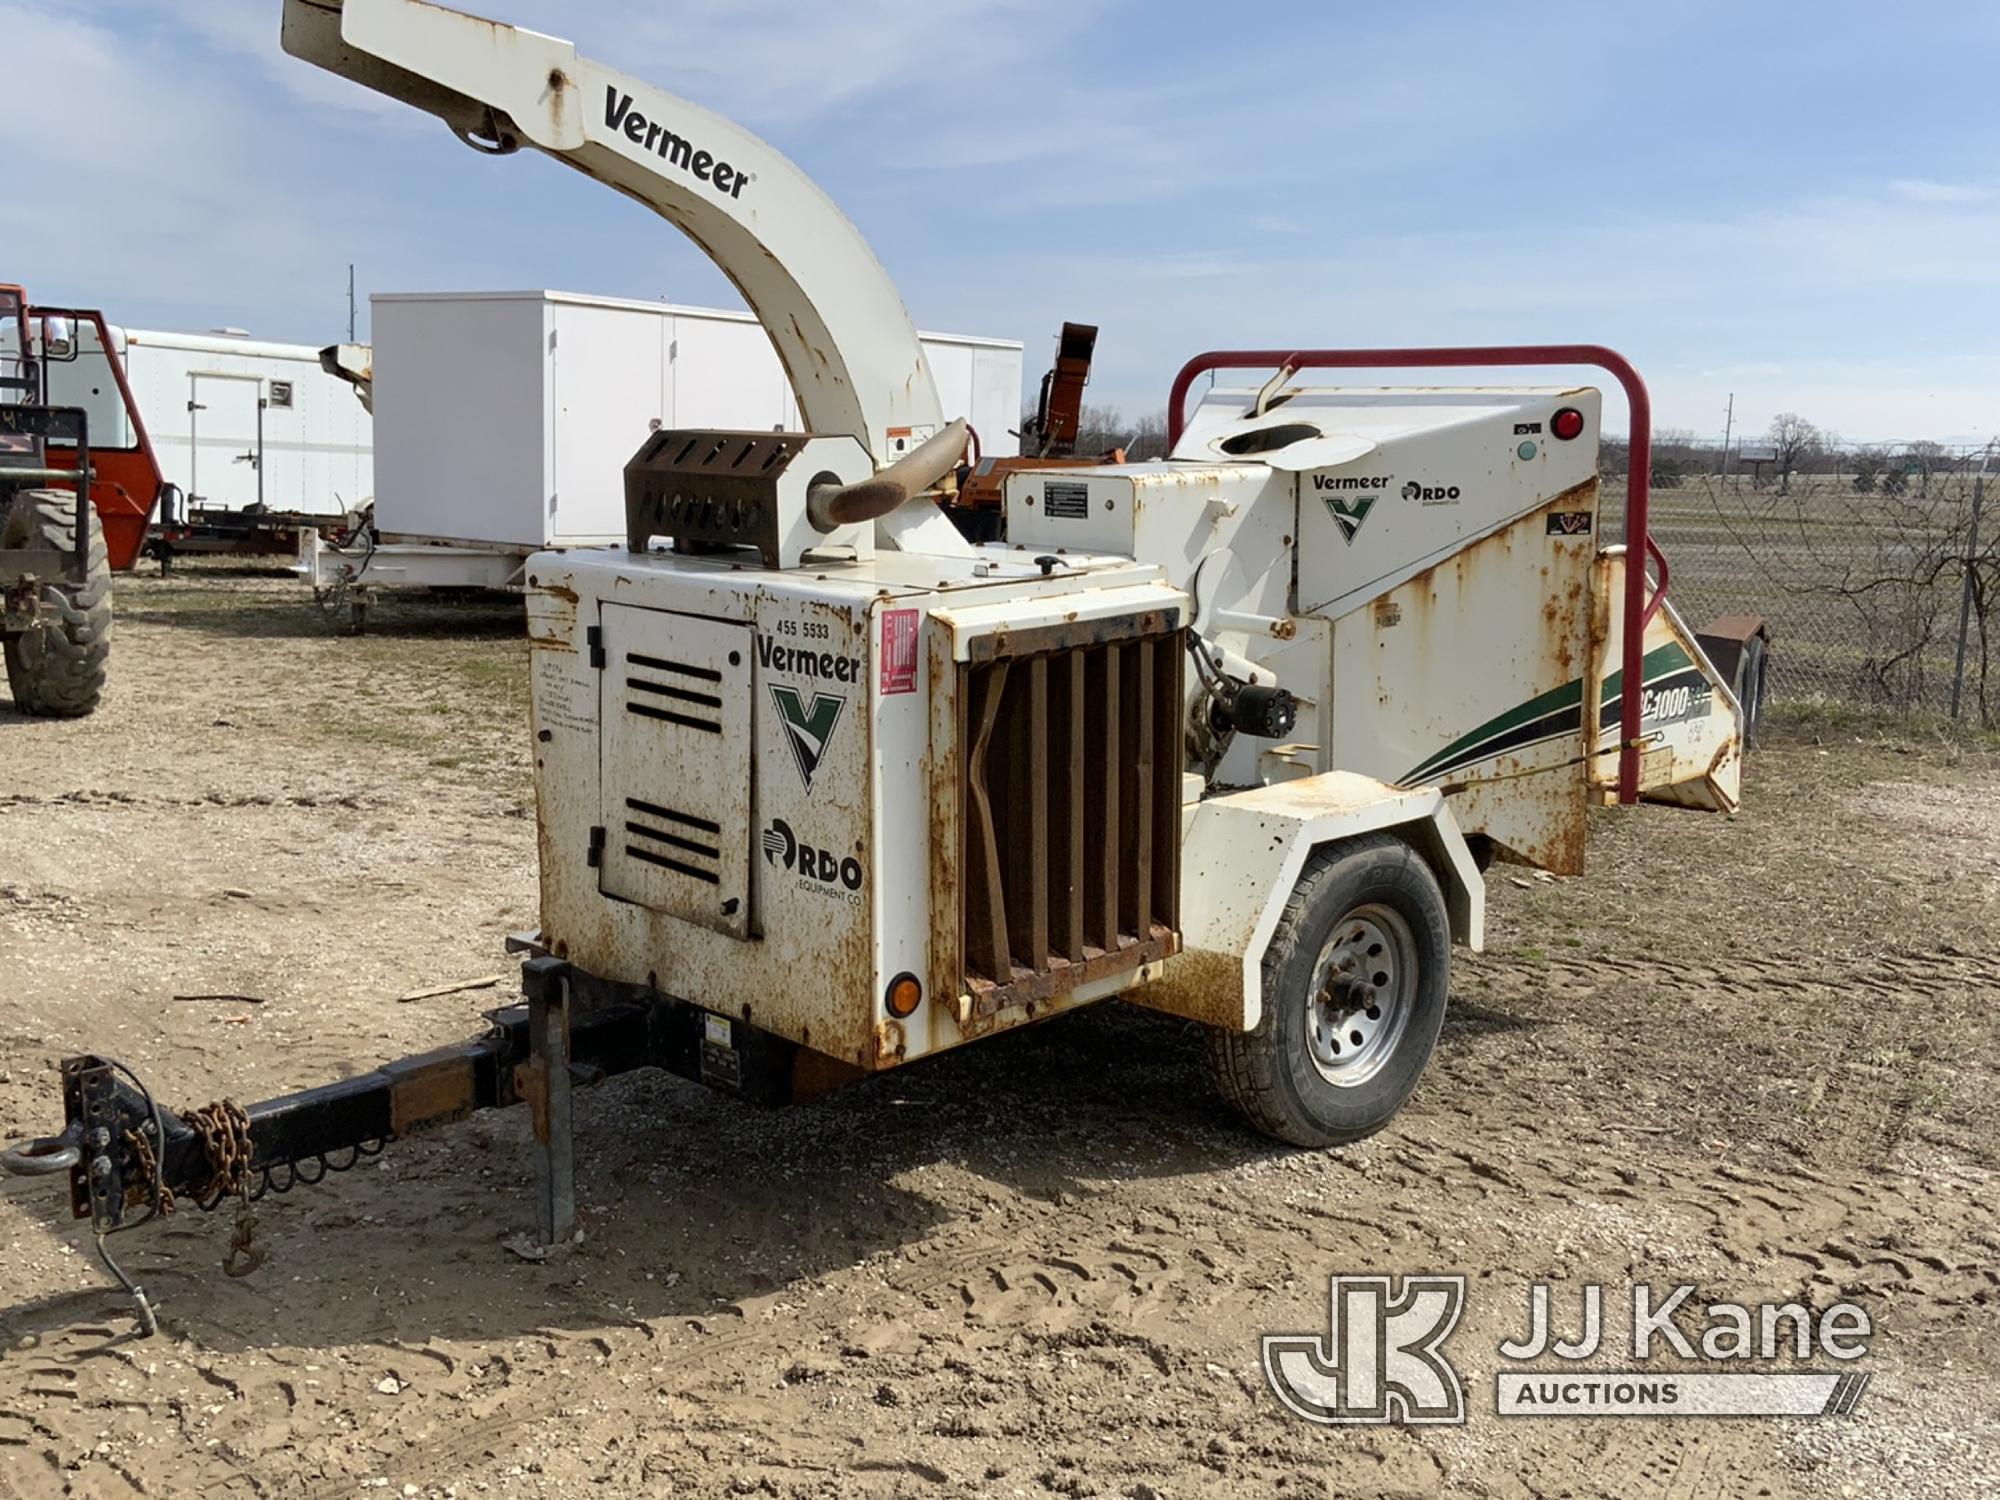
[17,302,168,572]
[1166,345,1664,805]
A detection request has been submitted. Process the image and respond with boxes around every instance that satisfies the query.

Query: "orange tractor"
[0,284,166,716]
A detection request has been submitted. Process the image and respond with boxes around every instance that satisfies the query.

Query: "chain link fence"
[1601,440,1997,726]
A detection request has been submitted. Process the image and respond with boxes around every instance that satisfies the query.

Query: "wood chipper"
[2,0,1763,1333]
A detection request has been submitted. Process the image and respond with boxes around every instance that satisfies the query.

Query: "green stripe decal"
[1405,677,1583,783]
[1597,641,1695,705]
[1403,641,1702,785]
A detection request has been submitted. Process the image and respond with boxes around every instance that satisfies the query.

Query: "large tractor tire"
[3,489,111,718]
[1209,833,1451,1148]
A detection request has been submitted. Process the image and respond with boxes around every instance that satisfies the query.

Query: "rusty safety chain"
[182,1100,265,1278]
[123,1126,175,1218]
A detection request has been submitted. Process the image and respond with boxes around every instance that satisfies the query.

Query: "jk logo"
[1262,1275,1467,1425]
[769,685,846,794]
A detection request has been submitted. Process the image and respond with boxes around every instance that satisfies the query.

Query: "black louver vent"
[625,653,724,733]
[623,797,722,884]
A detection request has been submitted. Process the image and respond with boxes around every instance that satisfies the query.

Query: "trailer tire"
[1209,833,1450,1148]
[3,490,111,718]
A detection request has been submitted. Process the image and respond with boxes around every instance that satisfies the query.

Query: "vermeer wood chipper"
[3,0,1760,1331]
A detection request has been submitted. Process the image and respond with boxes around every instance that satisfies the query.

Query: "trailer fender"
[1129,772,1484,1033]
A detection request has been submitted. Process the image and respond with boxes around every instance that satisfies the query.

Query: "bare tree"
[1072,404,1130,458]
[1902,440,1948,496]
[1852,444,1889,494]
[1652,426,1701,488]
[1006,404,1213,463]
[1693,437,1997,722]
[1126,412,1170,461]
[1767,413,1820,493]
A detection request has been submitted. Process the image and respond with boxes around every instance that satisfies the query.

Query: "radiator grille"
[959,619,1183,1015]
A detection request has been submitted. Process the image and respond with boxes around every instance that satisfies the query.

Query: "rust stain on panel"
[1126,946,1247,1030]
[385,1053,477,1137]
[1388,480,1600,876]
[926,620,964,1034]
[514,1058,551,1145]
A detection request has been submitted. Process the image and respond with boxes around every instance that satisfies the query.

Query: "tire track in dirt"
[4,894,1995,1493]
[1468,942,2000,1008]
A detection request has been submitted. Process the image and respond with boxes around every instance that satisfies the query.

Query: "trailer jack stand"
[518,957,576,1247]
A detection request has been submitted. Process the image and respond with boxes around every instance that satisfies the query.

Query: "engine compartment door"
[596,601,755,937]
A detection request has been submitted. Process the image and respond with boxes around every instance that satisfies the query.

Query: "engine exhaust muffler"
[809,418,969,531]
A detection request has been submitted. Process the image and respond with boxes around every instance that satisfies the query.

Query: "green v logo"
[1325,493,1375,544]
[770,685,846,793]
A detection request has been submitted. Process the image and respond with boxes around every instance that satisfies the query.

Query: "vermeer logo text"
[605,88,749,198]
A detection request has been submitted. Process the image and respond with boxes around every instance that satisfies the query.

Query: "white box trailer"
[44,324,373,525]
[300,290,1022,623]
[368,289,1019,548]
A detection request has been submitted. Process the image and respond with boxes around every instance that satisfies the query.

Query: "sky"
[7,0,2000,446]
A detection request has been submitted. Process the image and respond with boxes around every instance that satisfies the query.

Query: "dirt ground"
[2,565,1996,1499]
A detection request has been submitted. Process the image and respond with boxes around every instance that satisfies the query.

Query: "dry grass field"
[1603,474,1994,721]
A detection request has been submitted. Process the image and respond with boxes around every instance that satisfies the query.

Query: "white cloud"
[0,1,475,340]
[460,0,1105,128]
[909,178,2000,442]
[9,3,1998,449]
[127,0,417,120]
[1887,178,1989,205]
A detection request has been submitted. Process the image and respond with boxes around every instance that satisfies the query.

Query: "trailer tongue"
[2,961,775,1332]
[5,0,1757,1339]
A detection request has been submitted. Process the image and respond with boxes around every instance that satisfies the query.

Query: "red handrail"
[34,306,168,572]
[1166,345,1658,804]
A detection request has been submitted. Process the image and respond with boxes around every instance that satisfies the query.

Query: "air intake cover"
[623,429,873,569]
[595,602,755,936]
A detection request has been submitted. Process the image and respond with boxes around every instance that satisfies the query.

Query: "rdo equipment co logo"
[1262,1275,1467,1425]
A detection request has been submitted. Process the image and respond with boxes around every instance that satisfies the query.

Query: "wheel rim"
[1304,903,1418,1087]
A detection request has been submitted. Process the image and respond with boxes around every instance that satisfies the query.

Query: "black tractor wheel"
[1209,833,1451,1148]
[3,489,111,718]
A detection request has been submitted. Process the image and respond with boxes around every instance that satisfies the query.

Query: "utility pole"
[347,264,357,342]
[1720,393,1734,478]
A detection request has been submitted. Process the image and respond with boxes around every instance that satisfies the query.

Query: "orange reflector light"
[885,972,922,1018]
